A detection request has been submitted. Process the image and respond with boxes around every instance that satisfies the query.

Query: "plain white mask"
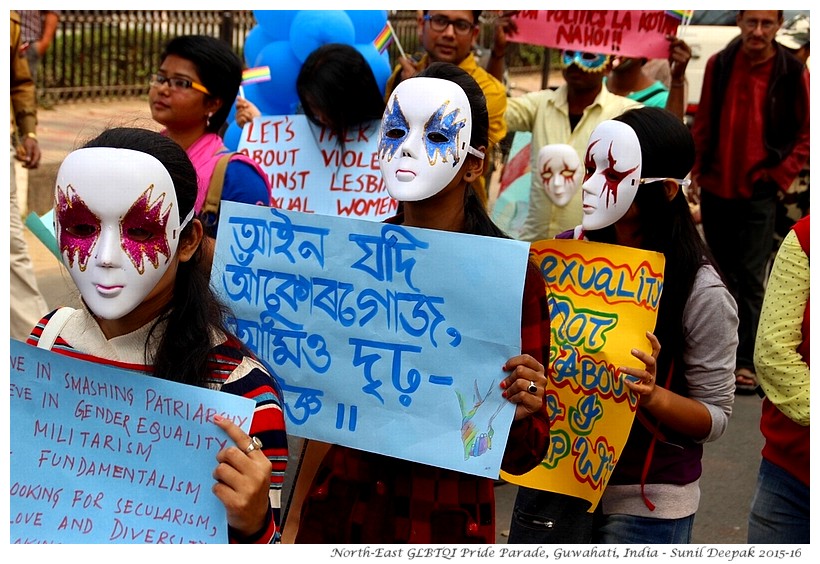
[537,144,583,207]
[581,120,642,231]
[378,77,481,202]
[55,147,188,320]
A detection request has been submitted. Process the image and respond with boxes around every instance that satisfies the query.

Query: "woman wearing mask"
[289,63,552,544]
[28,127,288,543]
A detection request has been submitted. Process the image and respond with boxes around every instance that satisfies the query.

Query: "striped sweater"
[27,307,289,544]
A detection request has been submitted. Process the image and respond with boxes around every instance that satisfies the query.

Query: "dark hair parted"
[160,35,243,134]
[81,127,242,387]
[586,107,719,374]
[415,62,503,238]
[296,43,386,146]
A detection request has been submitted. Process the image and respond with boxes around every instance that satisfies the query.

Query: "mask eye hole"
[427,131,448,144]
[124,227,155,242]
[385,128,406,140]
[64,223,98,238]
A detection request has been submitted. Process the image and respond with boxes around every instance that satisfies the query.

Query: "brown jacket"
[10,10,37,143]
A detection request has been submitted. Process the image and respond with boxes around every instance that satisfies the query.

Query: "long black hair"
[585,107,718,375]
[82,127,240,386]
[296,43,386,147]
[416,62,507,239]
[160,35,243,134]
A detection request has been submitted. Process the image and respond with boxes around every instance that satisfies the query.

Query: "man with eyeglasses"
[384,10,506,208]
[504,49,641,243]
[688,10,809,397]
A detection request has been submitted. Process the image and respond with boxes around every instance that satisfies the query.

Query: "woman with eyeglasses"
[149,35,272,271]
[510,107,738,544]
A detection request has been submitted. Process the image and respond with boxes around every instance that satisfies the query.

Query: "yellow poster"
[501,238,665,511]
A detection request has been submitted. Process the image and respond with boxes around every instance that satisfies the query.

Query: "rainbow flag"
[666,10,694,23]
[373,22,394,54]
[242,66,271,85]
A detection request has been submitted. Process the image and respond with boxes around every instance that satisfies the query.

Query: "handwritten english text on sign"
[239,116,398,221]
[510,10,680,59]
[9,339,255,544]
[501,239,664,511]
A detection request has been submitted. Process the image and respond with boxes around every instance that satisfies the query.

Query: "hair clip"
[639,177,691,188]
[467,146,485,160]
[173,207,197,239]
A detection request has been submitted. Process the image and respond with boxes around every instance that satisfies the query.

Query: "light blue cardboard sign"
[25,208,61,261]
[238,115,398,221]
[491,131,533,240]
[212,202,531,478]
[9,339,256,544]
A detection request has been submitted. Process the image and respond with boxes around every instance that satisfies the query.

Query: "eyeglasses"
[424,14,475,35]
[560,51,610,72]
[639,177,691,188]
[740,18,778,32]
[149,73,210,95]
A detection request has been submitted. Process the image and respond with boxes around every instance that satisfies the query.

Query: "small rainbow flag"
[373,22,395,54]
[242,66,271,85]
[666,10,694,23]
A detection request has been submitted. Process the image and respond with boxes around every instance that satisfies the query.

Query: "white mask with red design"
[55,147,193,320]
[537,144,583,207]
[581,120,642,231]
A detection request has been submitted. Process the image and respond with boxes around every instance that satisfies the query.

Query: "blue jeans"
[592,512,694,544]
[748,458,809,544]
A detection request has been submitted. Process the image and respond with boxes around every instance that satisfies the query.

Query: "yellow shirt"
[505,85,641,241]
[754,228,810,425]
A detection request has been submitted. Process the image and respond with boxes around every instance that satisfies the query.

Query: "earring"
[206,111,213,128]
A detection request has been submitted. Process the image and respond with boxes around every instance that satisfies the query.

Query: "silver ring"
[527,381,538,394]
[245,436,263,454]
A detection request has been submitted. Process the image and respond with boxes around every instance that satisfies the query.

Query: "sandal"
[735,368,758,395]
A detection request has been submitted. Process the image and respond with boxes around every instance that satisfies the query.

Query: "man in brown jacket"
[10,10,48,340]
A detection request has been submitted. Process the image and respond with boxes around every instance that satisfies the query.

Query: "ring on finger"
[527,381,538,394]
[245,436,263,454]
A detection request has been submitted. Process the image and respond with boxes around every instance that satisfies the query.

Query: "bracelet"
[491,50,506,59]
[25,132,37,140]
[671,80,685,87]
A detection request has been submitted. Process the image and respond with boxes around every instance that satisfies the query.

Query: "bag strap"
[37,307,76,350]
[633,83,668,104]
[201,152,234,218]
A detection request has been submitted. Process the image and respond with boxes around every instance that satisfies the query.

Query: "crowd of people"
[10,9,809,545]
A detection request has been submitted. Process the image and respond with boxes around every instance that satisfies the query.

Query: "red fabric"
[692,54,771,199]
[498,143,531,196]
[692,52,811,199]
[760,399,810,486]
[293,262,551,543]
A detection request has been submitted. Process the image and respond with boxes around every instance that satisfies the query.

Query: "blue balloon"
[289,10,356,62]
[346,10,389,43]
[250,40,302,115]
[243,25,274,69]
[252,10,299,40]
[355,43,392,97]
